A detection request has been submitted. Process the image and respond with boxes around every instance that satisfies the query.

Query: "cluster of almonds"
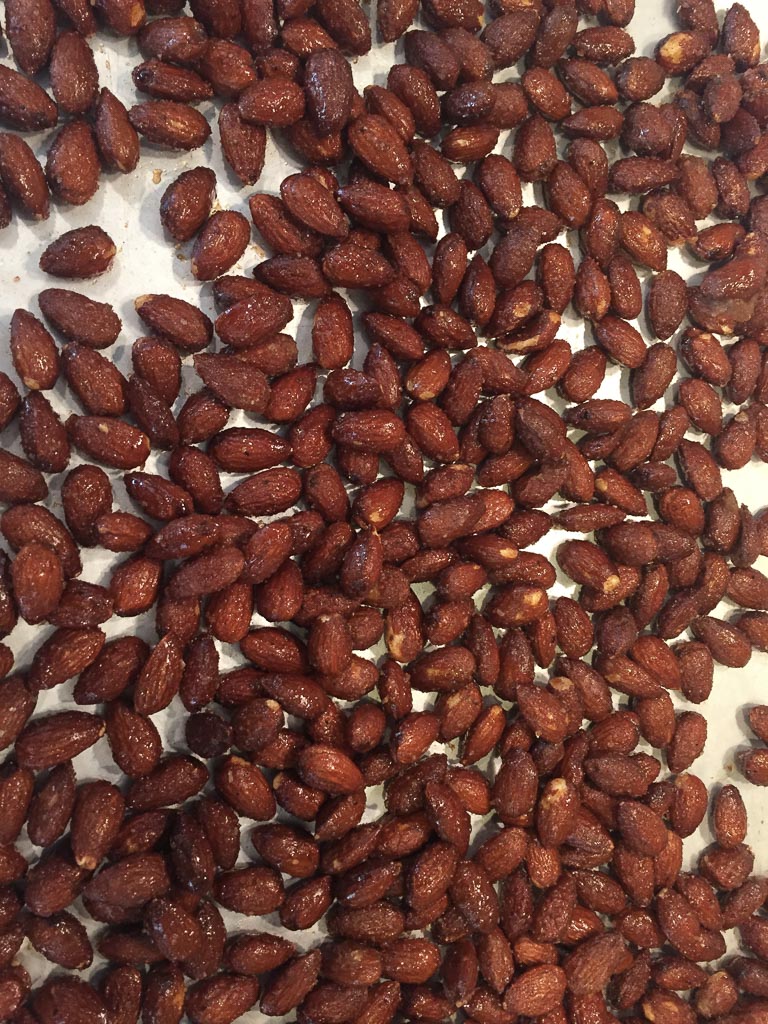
[4,0,768,1020]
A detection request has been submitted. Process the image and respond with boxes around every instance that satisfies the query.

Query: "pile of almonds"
[4,0,768,1020]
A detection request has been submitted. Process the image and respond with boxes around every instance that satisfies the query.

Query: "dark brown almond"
[129,100,212,149]
[39,288,121,349]
[49,32,100,115]
[46,120,100,206]
[66,416,150,469]
[160,166,216,242]
[135,293,213,351]
[191,210,251,281]
[0,133,50,220]
[0,65,58,131]
[94,88,141,173]
[16,711,105,769]
[39,226,116,279]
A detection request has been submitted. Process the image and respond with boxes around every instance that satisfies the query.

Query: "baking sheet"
[0,0,767,1013]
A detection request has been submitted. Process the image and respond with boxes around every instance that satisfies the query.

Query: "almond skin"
[304,49,355,136]
[66,416,150,469]
[9,309,59,390]
[11,542,64,625]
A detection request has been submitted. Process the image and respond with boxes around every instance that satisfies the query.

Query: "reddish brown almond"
[33,978,107,1024]
[215,289,294,348]
[46,120,100,207]
[70,780,125,871]
[160,166,216,242]
[185,974,260,1024]
[215,865,284,915]
[0,65,58,131]
[215,755,276,820]
[304,49,354,136]
[39,226,116,279]
[135,293,213,351]
[84,851,170,909]
[504,965,567,1017]
[0,133,49,221]
[16,711,105,770]
[129,100,212,149]
[11,542,64,625]
[297,744,365,794]
[194,353,270,413]
[105,701,162,779]
[191,210,251,281]
[219,107,267,185]
[260,950,321,1016]
[49,32,99,115]
[127,755,208,811]
[66,416,150,469]
[62,343,127,417]
[25,910,93,970]
[348,115,412,186]
[39,288,121,349]
[238,77,306,126]
[94,88,140,173]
